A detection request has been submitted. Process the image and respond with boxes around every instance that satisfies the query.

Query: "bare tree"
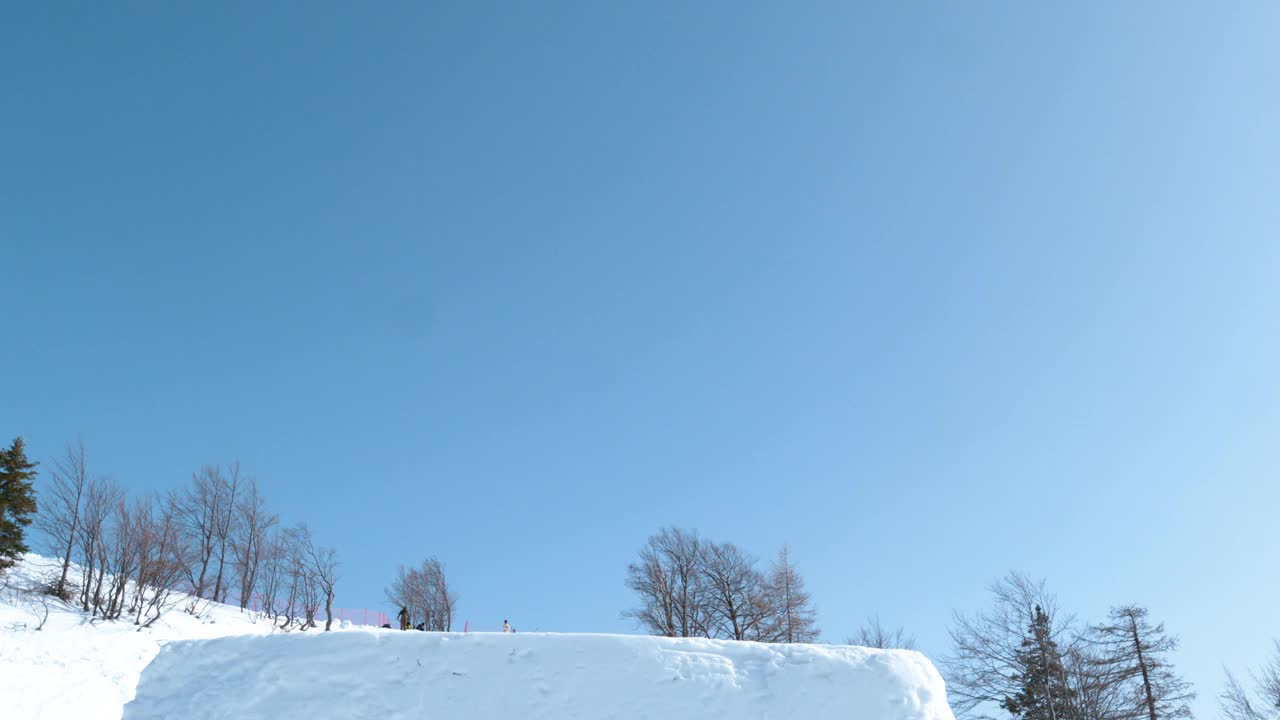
[297,567,320,630]
[29,589,51,630]
[421,557,456,631]
[624,547,675,636]
[386,556,456,631]
[1221,641,1280,720]
[623,527,709,638]
[1066,645,1128,720]
[4,567,56,631]
[283,524,313,629]
[77,477,125,614]
[294,523,339,631]
[99,496,140,620]
[313,543,338,631]
[851,614,916,650]
[943,572,1080,720]
[229,477,275,611]
[131,493,188,628]
[254,525,287,624]
[1089,606,1193,720]
[760,546,818,643]
[209,461,241,604]
[11,580,53,631]
[257,523,332,632]
[36,439,88,598]
[174,465,225,601]
[700,540,766,641]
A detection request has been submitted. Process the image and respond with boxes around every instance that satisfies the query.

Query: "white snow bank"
[125,631,955,720]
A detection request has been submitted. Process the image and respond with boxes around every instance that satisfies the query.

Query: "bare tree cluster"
[252,522,340,631]
[850,614,917,650]
[385,557,456,631]
[1221,641,1280,720]
[623,526,818,643]
[36,445,188,628]
[34,441,340,631]
[944,572,1194,720]
[171,468,339,632]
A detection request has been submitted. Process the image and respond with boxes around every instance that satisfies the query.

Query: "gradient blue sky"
[3,2,1278,716]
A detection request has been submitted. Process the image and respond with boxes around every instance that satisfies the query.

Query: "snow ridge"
[124,631,955,720]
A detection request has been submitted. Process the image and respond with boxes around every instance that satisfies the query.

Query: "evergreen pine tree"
[0,436,39,572]
[1092,606,1194,720]
[1004,605,1077,720]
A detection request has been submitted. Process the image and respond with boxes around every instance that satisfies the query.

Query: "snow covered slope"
[5,554,956,720]
[0,554,319,720]
[125,631,955,720]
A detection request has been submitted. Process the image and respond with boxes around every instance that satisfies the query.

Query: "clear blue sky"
[3,2,1277,716]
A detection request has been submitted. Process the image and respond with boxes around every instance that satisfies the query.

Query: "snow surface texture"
[125,631,955,720]
[1,555,329,720]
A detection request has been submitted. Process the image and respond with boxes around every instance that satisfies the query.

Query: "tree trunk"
[1130,614,1159,720]
[58,500,81,595]
[59,535,75,595]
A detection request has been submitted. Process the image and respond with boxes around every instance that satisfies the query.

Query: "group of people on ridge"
[394,607,513,634]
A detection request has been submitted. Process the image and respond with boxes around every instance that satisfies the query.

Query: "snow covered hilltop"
[125,631,955,720]
[3,554,955,720]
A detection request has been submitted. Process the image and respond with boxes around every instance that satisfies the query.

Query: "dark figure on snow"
[398,607,410,631]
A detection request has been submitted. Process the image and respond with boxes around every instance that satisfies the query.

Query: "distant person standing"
[502,619,511,633]
[398,607,410,631]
